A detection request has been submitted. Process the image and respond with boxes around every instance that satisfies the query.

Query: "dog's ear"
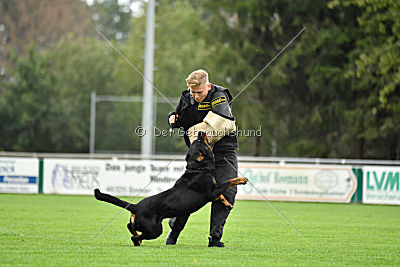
[196,153,204,162]
[197,131,203,139]
[185,153,190,162]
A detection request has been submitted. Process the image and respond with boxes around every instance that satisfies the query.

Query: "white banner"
[237,164,357,203]
[43,159,358,203]
[363,166,400,205]
[0,157,39,193]
[43,158,186,196]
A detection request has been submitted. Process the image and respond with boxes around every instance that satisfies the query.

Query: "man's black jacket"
[169,84,238,152]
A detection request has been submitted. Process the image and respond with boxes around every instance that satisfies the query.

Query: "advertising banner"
[0,157,39,193]
[43,159,358,203]
[363,166,400,205]
[43,158,186,196]
[237,164,357,203]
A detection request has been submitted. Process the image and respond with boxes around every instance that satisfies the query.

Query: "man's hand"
[169,114,178,126]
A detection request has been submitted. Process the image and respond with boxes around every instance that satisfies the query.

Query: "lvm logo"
[366,171,399,191]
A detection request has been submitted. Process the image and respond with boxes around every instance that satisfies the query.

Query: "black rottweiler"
[94,132,248,246]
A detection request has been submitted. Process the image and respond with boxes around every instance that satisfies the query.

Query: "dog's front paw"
[234,177,248,185]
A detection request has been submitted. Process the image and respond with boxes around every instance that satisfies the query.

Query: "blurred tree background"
[0,0,399,159]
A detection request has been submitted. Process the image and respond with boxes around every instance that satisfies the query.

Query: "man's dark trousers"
[169,150,238,240]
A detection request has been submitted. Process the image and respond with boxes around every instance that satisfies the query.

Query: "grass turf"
[0,194,399,266]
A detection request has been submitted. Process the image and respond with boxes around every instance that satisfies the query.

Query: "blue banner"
[0,176,37,184]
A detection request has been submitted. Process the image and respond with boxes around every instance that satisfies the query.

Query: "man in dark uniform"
[166,69,238,247]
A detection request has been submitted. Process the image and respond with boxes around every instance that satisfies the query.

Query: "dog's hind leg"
[131,235,143,246]
[129,230,143,246]
[130,227,162,247]
[127,223,142,246]
[127,214,138,236]
[129,215,163,246]
[127,214,142,246]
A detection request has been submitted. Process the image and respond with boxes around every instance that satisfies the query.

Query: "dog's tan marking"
[216,194,233,209]
[201,132,213,151]
[130,213,142,246]
[228,177,249,186]
[196,153,204,162]
[201,132,207,142]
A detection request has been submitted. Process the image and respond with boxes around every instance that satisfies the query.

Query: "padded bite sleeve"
[187,111,236,144]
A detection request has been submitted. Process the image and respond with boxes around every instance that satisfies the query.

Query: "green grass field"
[0,194,399,266]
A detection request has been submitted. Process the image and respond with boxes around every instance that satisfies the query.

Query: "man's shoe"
[208,237,225,248]
[166,231,179,245]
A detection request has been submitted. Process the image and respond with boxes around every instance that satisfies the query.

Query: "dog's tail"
[94,189,136,213]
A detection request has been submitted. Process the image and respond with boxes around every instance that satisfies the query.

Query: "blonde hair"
[186,69,209,89]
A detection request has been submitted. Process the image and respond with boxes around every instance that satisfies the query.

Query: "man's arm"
[187,91,236,144]
[210,91,233,118]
